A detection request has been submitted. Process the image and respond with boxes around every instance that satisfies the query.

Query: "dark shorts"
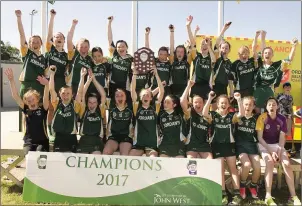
[23,140,49,155]
[159,144,185,157]
[170,84,187,97]
[77,135,104,153]
[107,135,133,144]
[190,82,211,100]
[132,145,158,153]
[236,142,259,156]
[54,77,66,94]
[186,142,212,153]
[54,133,78,153]
[253,87,274,109]
[213,83,228,102]
[211,143,236,158]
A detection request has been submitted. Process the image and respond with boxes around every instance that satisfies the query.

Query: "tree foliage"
[1,41,21,62]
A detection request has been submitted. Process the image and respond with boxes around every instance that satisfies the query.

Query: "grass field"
[1,155,301,205]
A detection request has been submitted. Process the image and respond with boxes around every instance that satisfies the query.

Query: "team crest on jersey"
[221,119,224,123]
[36,110,41,116]
[64,106,71,112]
[113,58,118,62]
[200,117,203,123]
[162,118,166,122]
[140,110,144,115]
[94,67,98,72]
[238,66,243,71]
[226,118,231,123]
[251,122,256,127]
[276,125,280,131]
[238,120,243,125]
[245,121,249,126]
[215,118,219,122]
[265,124,270,130]
[113,112,117,118]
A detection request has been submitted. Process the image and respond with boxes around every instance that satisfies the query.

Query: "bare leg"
[186,151,198,158]
[280,148,296,197]
[103,140,119,155]
[226,156,240,189]
[129,149,144,156]
[199,152,213,159]
[119,142,132,156]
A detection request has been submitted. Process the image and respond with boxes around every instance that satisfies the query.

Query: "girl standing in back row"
[253,34,298,113]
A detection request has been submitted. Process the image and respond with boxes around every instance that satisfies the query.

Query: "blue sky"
[1,1,301,56]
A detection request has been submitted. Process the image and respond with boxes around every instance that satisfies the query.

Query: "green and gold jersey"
[107,106,134,137]
[231,57,260,90]
[135,73,149,92]
[235,114,259,144]
[91,60,111,88]
[108,47,133,90]
[133,101,160,148]
[159,111,186,145]
[19,46,47,82]
[254,60,289,88]
[170,60,190,85]
[209,111,239,144]
[51,98,84,135]
[184,108,210,145]
[151,58,171,88]
[79,105,105,137]
[191,52,213,84]
[213,57,233,85]
[45,42,68,80]
[66,49,93,86]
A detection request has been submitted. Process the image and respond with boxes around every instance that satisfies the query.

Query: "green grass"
[1,179,300,205]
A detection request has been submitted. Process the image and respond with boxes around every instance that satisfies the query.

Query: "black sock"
[233,189,240,195]
[240,180,246,188]
[250,182,258,188]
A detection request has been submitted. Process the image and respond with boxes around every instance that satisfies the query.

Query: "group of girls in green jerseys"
[6,10,300,206]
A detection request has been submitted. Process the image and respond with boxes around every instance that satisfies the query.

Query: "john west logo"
[37,155,47,169]
[153,194,191,205]
[187,160,197,175]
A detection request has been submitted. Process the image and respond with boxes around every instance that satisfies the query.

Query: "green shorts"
[190,82,211,100]
[236,142,259,156]
[170,84,186,97]
[108,135,133,144]
[213,83,228,102]
[253,87,274,108]
[54,133,78,153]
[54,77,66,93]
[211,143,236,158]
[77,135,104,153]
[20,81,44,101]
[159,144,185,157]
[186,142,212,153]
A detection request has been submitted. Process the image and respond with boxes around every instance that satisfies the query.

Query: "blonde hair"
[238,45,250,54]
[139,88,153,99]
[23,89,40,103]
[76,38,90,49]
[216,94,230,105]
[28,35,43,46]
[242,96,256,105]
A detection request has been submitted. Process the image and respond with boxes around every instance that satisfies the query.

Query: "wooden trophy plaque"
[134,47,155,74]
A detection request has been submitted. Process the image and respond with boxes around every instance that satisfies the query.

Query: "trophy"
[134,47,155,74]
